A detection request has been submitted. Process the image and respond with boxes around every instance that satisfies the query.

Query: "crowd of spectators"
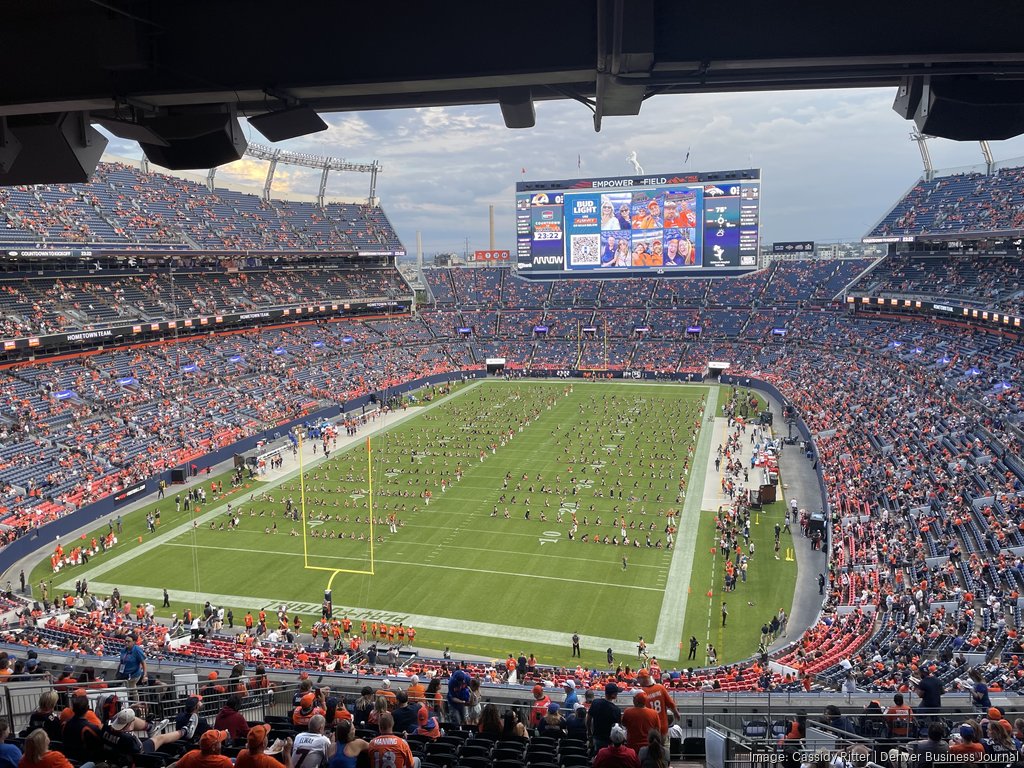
[855,253,1024,312]
[2,256,1024,699]
[0,163,404,254]
[869,166,1024,238]
[0,266,410,337]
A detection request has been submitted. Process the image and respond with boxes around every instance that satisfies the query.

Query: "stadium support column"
[368,162,379,206]
[980,140,995,175]
[263,149,280,202]
[911,130,935,182]
[318,162,329,209]
[206,167,216,192]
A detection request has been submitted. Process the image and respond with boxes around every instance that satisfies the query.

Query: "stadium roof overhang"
[1,0,1024,180]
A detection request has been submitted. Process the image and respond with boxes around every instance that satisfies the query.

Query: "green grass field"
[31,380,795,670]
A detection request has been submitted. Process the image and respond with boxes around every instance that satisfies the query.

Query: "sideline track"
[56,379,720,661]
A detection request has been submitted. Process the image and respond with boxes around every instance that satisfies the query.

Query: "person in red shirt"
[593,725,640,768]
[621,693,660,754]
[367,713,418,768]
[529,685,551,728]
[636,669,677,736]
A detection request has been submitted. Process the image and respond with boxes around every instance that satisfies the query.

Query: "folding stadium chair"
[771,721,789,739]
[426,742,459,758]
[458,756,493,768]
[669,737,683,761]
[682,737,706,759]
[495,760,527,768]
[559,754,590,768]
[460,743,493,760]
[424,754,459,768]
[742,719,769,738]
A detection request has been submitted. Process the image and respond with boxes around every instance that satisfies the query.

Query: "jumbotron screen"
[516,169,760,273]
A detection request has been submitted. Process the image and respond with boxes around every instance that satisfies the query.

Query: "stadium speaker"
[0,112,106,185]
[249,106,328,142]
[896,76,1024,140]
[499,88,536,129]
[0,118,22,174]
[140,108,247,170]
[892,76,925,120]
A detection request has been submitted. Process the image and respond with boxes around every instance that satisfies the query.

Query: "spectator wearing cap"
[213,695,249,744]
[0,719,22,768]
[588,683,623,751]
[237,723,293,768]
[169,729,233,768]
[446,669,471,726]
[54,666,77,693]
[621,693,659,754]
[636,668,676,737]
[174,697,207,744]
[100,707,195,762]
[26,692,62,742]
[292,715,334,768]
[538,703,567,739]
[949,724,984,759]
[200,672,226,698]
[914,667,943,717]
[593,724,640,768]
[56,697,101,765]
[293,692,325,728]
[530,684,552,728]
[563,680,579,711]
[328,721,366,768]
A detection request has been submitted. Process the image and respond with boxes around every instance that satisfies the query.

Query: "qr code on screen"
[569,234,601,266]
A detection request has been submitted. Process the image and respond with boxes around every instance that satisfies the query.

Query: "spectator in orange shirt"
[621,693,659,754]
[18,729,74,768]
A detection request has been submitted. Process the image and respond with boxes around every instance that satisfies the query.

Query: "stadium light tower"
[910,129,935,181]
[244,143,381,206]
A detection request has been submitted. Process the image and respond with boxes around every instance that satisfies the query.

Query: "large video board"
[516,169,760,273]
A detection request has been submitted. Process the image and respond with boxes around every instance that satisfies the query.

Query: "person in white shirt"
[293,715,334,768]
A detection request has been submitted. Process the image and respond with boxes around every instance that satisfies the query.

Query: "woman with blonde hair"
[26,692,61,741]
[367,697,389,726]
[19,729,75,768]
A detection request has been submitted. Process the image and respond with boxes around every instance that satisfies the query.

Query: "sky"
[102,87,1024,257]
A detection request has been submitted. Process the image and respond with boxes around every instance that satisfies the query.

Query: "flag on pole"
[521,167,526,175]
[684,147,690,164]
[577,154,581,170]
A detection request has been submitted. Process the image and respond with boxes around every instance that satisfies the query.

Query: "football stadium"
[0,5,1023,768]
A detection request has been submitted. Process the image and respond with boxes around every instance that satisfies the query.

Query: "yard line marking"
[159,541,667,591]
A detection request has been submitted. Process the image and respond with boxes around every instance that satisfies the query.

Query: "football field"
[36,379,796,668]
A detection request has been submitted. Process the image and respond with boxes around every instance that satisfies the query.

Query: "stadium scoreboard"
[516,169,761,273]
